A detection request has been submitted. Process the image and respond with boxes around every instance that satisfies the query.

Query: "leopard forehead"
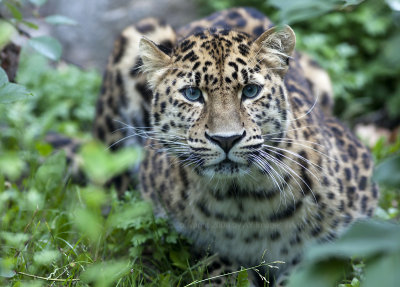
[170,30,261,85]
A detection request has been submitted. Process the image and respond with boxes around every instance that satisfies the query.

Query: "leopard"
[93,7,379,286]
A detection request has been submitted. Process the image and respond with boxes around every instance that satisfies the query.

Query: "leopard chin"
[196,159,251,178]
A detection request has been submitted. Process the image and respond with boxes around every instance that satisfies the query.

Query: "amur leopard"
[93,7,378,286]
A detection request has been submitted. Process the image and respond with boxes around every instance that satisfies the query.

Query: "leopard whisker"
[261,125,322,138]
[262,147,322,184]
[256,150,297,208]
[270,137,325,148]
[249,153,284,196]
[258,149,313,198]
[262,141,337,164]
[260,150,317,205]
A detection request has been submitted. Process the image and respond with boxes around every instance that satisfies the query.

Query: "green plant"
[1,0,78,60]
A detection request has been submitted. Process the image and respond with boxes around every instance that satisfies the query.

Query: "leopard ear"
[252,25,295,76]
[139,37,171,85]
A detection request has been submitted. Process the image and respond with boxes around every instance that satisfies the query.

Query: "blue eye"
[181,87,202,102]
[242,84,261,99]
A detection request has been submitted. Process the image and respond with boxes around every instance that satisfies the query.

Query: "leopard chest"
[171,178,326,267]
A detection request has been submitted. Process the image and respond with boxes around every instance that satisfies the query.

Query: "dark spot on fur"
[136,23,155,33]
[113,35,127,64]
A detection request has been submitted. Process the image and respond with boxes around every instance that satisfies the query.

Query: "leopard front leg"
[198,256,259,287]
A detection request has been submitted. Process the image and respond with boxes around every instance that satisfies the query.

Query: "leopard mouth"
[197,158,250,177]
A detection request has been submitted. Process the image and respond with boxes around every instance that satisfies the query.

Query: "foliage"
[0,66,32,103]
[16,52,101,134]
[0,0,76,60]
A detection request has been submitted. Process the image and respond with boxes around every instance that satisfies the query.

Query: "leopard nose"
[205,131,246,153]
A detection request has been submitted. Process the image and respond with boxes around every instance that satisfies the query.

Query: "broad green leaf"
[33,250,60,265]
[80,141,142,185]
[0,67,8,85]
[0,232,29,249]
[5,3,22,21]
[20,189,44,210]
[29,0,48,6]
[159,273,172,287]
[306,220,400,261]
[373,155,400,187]
[28,36,62,61]
[81,260,130,287]
[287,259,346,287]
[79,186,107,209]
[169,249,190,270]
[364,253,400,287]
[131,233,151,246]
[0,153,25,180]
[236,269,250,287]
[0,82,32,103]
[0,21,15,47]
[35,152,66,192]
[0,258,16,278]
[108,200,153,229]
[45,15,78,26]
[73,208,103,242]
[35,142,53,156]
[269,0,340,24]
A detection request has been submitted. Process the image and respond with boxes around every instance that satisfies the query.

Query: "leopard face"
[140,27,295,178]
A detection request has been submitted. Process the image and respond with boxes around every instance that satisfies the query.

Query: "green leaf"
[159,273,172,287]
[169,249,190,270]
[288,259,346,287]
[108,200,153,229]
[5,3,22,21]
[0,232,29,249]
[373,155,400,187]
[0,153,25,180]
[80,141,142,185]
[33,250,60,265]
[269,0,340,24]
[0,258,16,278]
[22,20,39,30]
[306,220,400,261]
[45,15,78,26]
[364,253,400,287]
[289,220,400,287]
[28,36,62,61]
[342,0,364,7]
[35,152,66,192]
[0,80,32,103]
[73,207,103,242]
[29,0,48,6]
[236,269,250,287]
[0,67,8,85]
[81,260,130,287]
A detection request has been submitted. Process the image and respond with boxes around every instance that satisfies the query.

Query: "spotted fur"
[94,7,378,286]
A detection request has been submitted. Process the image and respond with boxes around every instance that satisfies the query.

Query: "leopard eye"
[242,84,261,99]
[181,87,203,102]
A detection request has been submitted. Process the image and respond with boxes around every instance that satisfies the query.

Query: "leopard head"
[139,26,295,178]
